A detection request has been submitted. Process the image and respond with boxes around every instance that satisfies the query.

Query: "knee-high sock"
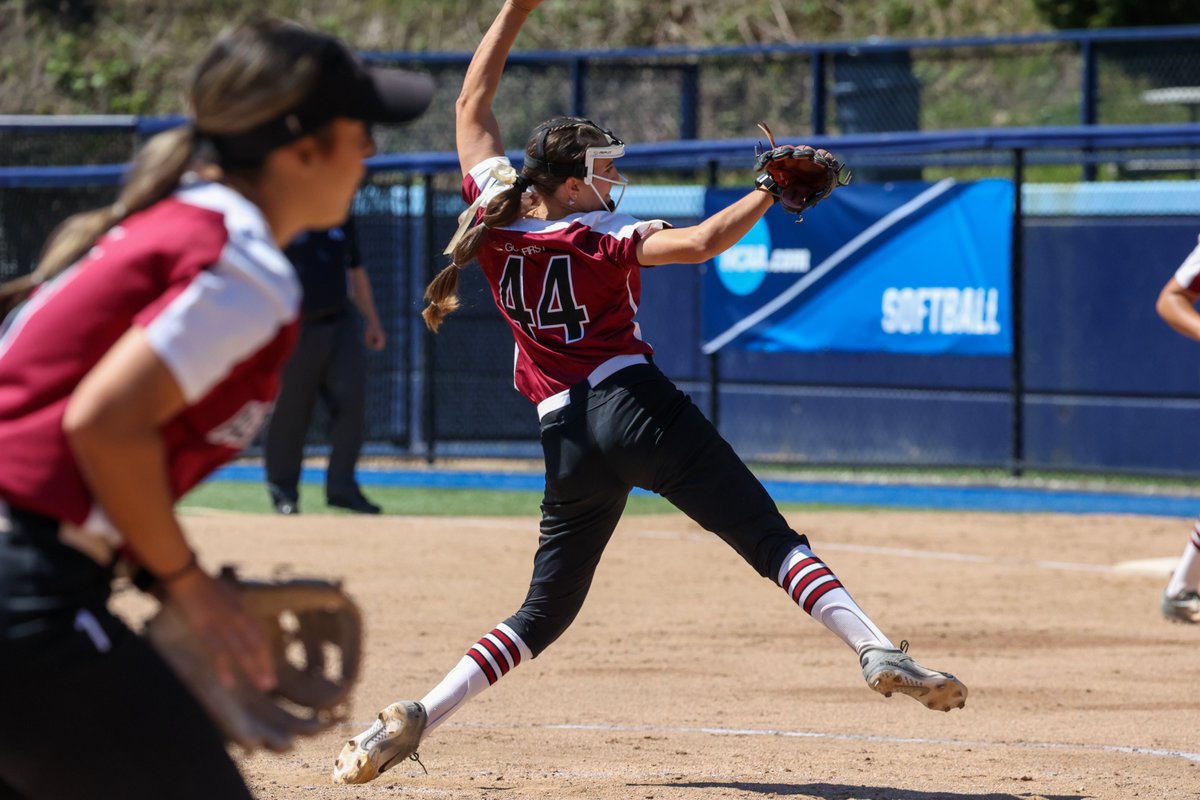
[778,544,894,655]
[420,623,532,736]
[1165,523,1200,597]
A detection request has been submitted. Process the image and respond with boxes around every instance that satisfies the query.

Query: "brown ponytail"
[423,181,528,332]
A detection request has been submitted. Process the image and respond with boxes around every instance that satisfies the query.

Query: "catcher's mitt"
[754,121,851,220]
[145,566,363,753]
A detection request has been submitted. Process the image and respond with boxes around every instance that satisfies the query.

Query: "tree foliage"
[5,0,1198,115]
[2,0,1048,115]
[1032,0,1200,29]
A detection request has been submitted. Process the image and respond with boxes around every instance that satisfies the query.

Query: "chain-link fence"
[4,27,1200,474]
[361,26,1200,151]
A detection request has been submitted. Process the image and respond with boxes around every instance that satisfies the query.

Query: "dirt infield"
[122,507,1200,799]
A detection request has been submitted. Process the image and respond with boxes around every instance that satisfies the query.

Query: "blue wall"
[635,192,1200,473]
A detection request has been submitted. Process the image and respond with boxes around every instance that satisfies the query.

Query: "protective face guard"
[527,118,630,212]
[583,135,629,211]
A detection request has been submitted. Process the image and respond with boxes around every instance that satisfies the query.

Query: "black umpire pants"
[0,506,252,800]
[504,363,808,657]
[265,308,367,501]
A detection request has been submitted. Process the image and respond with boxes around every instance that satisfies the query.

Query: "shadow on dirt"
[628,782,1092,800]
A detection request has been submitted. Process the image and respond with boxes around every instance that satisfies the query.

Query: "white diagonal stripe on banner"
[702,178,959,355]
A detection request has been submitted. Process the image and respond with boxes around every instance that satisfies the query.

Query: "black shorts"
[0,506,252,800]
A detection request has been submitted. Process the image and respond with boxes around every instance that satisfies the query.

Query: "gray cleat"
[331,701,428,785]
[860,640,967,712]
[1161,590,1200,624]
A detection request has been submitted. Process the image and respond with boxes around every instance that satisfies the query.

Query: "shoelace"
[361,719,389,751]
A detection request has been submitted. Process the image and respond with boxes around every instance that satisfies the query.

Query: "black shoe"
[327,491,381,515]
[269,487,300,515]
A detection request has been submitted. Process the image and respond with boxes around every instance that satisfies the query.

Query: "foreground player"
[0,20,431,799]
[1154,236,1200,623]
[333,0,965,784]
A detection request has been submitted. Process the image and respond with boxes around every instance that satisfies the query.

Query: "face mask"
[583,137,628,212]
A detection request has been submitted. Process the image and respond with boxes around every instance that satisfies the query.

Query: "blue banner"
[701,179,1013,355]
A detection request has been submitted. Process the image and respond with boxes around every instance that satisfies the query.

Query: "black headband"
[523,117,621,178]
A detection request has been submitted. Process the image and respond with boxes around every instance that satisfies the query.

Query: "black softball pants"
[0,506,253,800]
[503,363,808,657]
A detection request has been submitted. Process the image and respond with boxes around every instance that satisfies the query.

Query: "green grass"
[180,462,1200,519]
[180,480,678,517]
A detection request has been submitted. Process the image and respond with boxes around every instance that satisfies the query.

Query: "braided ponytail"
[423,180,527,332]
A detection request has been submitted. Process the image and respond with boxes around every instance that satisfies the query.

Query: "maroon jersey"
[463,157,667,404]
[0,181,300,533]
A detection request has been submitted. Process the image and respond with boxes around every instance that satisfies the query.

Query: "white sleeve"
[143,237,299,403]
[468,156,515,196]
[579,211,670,240]
[1173,235,1200,291]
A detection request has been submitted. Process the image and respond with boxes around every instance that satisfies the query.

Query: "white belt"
[536,354,649,421]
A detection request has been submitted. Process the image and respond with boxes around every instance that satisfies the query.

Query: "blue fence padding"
[713,350,1011,390]
[1024,396,1200,475]
[711,386,1013,466]
[7,125,1200,187]
[207,463,1199,518]
[1022,219,1200,395]
[0,164,128,188]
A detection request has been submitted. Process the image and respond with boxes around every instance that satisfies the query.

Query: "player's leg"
[596,366,965,711]
[599,374,889,650]
[1162,518,1200,623]
[322,311,377,512]
[264,319,334,513]
[333,398,631,783]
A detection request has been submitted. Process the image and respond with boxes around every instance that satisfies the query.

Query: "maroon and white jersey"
[1173,234,1200,291]
[0,180,300,532]
[463,157,667,405]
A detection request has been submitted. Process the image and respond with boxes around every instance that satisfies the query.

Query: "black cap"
[207,35,434,166]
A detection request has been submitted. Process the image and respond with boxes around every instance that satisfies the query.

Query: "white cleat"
[331,701,427,785]
[1161,590,1200,624]
[860,640,967,712]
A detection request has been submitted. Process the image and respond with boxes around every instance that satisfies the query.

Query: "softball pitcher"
[333,0,965,785]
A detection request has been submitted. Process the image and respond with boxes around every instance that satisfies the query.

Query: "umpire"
[265,217,384,515]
